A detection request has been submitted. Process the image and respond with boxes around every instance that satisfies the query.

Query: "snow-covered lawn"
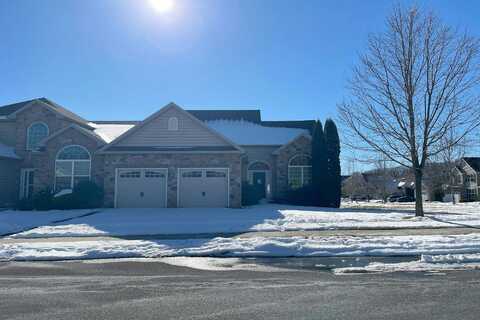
[9,202,480,239]
[2,233,480,262]
[0,209,94,236]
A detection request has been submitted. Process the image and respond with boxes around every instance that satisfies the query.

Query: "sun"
[150,0,174,13]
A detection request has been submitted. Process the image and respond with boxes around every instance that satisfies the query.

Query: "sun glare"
[150,0,174,13]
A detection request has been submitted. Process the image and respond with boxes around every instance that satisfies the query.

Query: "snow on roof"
[0,142,20,159]
[89,123,135,143]
[206,120,309,146]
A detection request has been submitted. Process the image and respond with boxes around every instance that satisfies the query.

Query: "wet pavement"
[0,258,479,320]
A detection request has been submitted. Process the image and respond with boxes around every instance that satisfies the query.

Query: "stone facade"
[14,102,79,165]
[34,127,104,193]
[11,102,98,196]
[276,135,312,198]
[103,153,243,208]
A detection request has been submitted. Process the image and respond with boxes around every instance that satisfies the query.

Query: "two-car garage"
[115,168,229,208]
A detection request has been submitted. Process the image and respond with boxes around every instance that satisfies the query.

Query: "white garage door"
[116,168,167,208]
[178,168,229,208]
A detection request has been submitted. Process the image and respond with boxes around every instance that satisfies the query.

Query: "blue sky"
[1,0,479,171]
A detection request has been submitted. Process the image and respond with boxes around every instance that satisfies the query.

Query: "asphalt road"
[0,259,479,320]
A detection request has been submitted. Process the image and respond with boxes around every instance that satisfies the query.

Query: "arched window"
[55,145,91,192]
[168,117,179,131]
[288,155,312,189]
[27,122,49,150]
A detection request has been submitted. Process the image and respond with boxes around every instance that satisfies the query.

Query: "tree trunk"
[414,168,424,217]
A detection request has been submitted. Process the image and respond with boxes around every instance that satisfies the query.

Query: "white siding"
[117,108,230,147]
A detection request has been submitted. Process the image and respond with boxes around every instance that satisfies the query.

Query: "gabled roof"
[272,133,312,155]
[186,110,261,123]
[462,157,480,172]
[0,98,38,116]
[0,98,92,129]
[99,102,245,153]
[38,124,105,147]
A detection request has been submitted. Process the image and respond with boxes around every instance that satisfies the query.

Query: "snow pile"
[206,120,308,145]
[0,210,94,236]
[89,123,135,143]
[159,257,285,272]
[334,253,480,274]
[0,142,19,159]
[2,233,480,261]
[421,253,480,264]
[10,203,480,239]
[341,200,480,215]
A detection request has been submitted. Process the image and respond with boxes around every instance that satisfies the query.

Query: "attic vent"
[168,117,178,131]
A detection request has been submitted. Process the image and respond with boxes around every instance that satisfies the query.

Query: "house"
[342,169,401,200]
[451,157,480,202]
[0,98,315,208]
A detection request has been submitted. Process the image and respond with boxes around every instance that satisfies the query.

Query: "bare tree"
[338,6,480,216]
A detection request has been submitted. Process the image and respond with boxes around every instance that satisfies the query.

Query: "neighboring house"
[342,170,400,200]
[0,98,315,208]
[451,157,480,202]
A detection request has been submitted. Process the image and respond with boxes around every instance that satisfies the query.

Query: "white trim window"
[20,169,35,199]
[168,117,179,131]
[288,155,312,189]
[27,122,49,150]
[55,145,91,192]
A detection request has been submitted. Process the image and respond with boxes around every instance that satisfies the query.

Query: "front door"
[253,172,266,199]
[20,169,34,200]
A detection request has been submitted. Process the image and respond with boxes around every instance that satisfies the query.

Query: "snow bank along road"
[6,202,480,239]
[3,202,480,272]
[2,233,480,272]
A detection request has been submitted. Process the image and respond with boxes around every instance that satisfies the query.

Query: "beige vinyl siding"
[0,159,18,207]
[117,108,230,147]
[0,121,16,146]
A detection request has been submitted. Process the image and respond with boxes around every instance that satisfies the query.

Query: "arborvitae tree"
[324,119,341,208]
[311,120,328,206]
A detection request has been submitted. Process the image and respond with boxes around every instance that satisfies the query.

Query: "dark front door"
[253,172,266,199]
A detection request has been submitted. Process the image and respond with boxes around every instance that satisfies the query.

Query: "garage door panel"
[179,169,228,208]
[116,169,167,208]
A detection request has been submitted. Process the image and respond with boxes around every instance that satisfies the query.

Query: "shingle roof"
[186,110,261,123]
[0,98,38,116]
[206,120,309,146]
[40,98,90,127]
[463,157,480,172]
[261,120,316,134]
[105,146,239,152]
[0,98,91,128]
